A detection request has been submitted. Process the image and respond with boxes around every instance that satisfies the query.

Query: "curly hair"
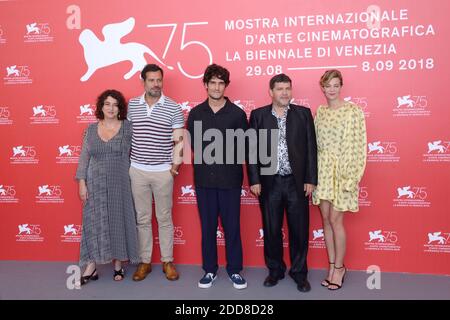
[95,89,127,120]
[203,64,230,86]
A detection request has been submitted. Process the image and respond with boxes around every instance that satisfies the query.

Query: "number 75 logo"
[147,22,212,79]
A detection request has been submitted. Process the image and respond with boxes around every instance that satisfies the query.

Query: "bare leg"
[83,261,96,277]
[328,206,347,289]
[319,200,335,285]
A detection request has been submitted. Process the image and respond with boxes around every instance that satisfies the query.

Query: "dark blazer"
[247,104,318,198]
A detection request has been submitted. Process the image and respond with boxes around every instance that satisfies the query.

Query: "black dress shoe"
[296,279,311,292]
[263,276,278,287]
[263,274,284,287]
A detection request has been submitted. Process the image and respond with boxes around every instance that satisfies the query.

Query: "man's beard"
[147,88,161,98]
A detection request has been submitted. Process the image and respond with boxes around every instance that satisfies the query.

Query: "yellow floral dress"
[312,102,367,212]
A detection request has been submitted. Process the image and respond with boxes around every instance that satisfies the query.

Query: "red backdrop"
[1,0,449,275]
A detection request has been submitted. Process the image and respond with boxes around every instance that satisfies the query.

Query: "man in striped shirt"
[127,64,184,282]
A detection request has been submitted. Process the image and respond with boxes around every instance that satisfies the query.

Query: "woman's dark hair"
[95,89,127,120]
[203,64,230,86]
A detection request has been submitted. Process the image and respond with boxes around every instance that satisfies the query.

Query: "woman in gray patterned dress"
[76,89,139,285]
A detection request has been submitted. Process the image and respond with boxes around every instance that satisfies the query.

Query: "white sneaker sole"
[231,280,248,289]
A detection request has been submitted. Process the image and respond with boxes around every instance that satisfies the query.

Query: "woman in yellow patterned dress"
[312,70,367,290]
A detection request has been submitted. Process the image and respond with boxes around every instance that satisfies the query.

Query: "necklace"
[98,120,121,142]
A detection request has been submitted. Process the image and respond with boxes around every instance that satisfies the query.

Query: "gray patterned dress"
[76,120,139,267]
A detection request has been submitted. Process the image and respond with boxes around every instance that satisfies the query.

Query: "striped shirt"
[127,93,184,170]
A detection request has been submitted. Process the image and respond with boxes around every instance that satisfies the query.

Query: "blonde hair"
[319,69,343,87]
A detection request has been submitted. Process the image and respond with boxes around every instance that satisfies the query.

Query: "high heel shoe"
[80,268,98,286]
[328,265,346,291]
[113,268,125,281]
[321,262,334,287]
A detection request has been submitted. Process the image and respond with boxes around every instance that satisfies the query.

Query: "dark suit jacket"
[247,104,318,198]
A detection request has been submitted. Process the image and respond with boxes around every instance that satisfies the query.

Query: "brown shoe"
[132,263,152,281]
[163,262,179,281]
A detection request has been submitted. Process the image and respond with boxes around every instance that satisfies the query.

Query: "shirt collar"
[271,104,290,119]
[203,97,231,114]
[140,93,165,107]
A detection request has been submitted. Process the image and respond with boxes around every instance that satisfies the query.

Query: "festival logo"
[290,97,311,109]
[358,186,372,207]
[56,145,81,164]
[0,106,12,125]
[174,226,186,245]
[256,227,287,248]
[30,104,59,124]
[393,94,431,117]
[4,65,33,85]
[10,145,39,164]
[365,229,401,251]
[234,99,257,118]
[240,185,259,205]
[35,184,64,203]
[155,225,186,246]
[79,17,169,81]
[24,22,54,42]
[344,96,370,117]
[423,140,450,162]
[393,185,431,208]
[76,103,97,124]
[217,225,225,246]
[0,184,19,203]
[424,231,450,253]
[16,224,44,242]
[179,101,201,120]
[367,140,400,162]
[61,224,82,243]
[309,228,326,249]
[177,184,197,205]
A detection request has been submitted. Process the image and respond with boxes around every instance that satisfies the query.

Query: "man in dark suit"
[247,73,317,292]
